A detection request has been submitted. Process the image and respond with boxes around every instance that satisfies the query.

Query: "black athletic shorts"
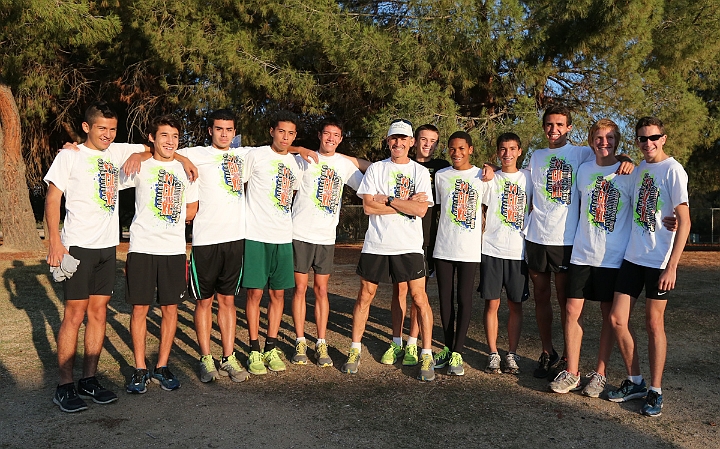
[125,253,188,306]
[615,259,670,300]
[526,240,572,273]
[293,240,334,275]
[567,264,619,302]
[479,254,530,303]
[188,239,244,300]
[64,246,116,300]
[356,252,426,284]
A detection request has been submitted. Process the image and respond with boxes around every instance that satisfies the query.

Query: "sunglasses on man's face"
[636,134,664,143]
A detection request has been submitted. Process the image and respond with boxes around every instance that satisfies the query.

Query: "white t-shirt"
[433,166,487,262]
[356,158,433,255]
[243,146,301,244]
[570,161,636,268]
[624,158,689,269]
[481,169,533,261]
[291,153,363,245]
[178,146,250,246]
[121,158,198,255]
[43,143,145,249]
[525,143,595,245]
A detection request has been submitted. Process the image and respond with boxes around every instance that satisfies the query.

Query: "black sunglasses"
[390,118,413,127]
[636,134,664,143]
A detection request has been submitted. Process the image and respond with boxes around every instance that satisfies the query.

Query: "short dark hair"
[542,105,573,126]
[448,131,473,147]
[149,114,182,138]
[207,109,236,129]
[414,124,439,139]
[84,101,118,126]
[635,116,665,135]
[496,132,522,149]
[319,117,344,134]
[271,110,299,129]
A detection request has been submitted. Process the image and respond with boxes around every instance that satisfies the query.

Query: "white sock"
[392,337,403,346]
[629,375,644,385]
[421,348,432,356]
[407,337,418,346]
[316,338,326,345]
[296,337,306,343]
[649,386,662,395]
[350,342,362,351]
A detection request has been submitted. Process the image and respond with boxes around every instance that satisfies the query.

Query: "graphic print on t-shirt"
[392,172,416,220]
[499,180,527,230]
[635,172,660,232]
[545,156,573,205]
[273,162,297,213]
[94,157,119,213]
[221,153,244,195]
[153,169,184,224]
[450,178,478,229]
[314,164,343,215]
[588,175,620,232]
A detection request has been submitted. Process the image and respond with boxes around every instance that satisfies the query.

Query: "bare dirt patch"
[0,248,718,448]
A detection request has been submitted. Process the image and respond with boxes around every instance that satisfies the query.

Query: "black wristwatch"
[386,196,395,207]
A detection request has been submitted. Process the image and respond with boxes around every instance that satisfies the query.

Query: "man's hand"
[615,154,635,175]
[409,192,428,203]
[61,142,80,152]
[295,146,319,163]
[658,266,677,292]
[482,164,496,182]
[662,215,678,232]
[122,152,153,175]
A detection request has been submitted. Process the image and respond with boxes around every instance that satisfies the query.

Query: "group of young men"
[45,102,689,419]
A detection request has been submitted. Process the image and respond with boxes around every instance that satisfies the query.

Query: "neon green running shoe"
[402,344,419,366]
[380,342,403,365]
[434,346,451,368]
[199,354,217,383]
[263,348,286,372]
[315,342,333,367]
[247,350,267,375]
[342,348,361,374]
[447,352,465,376]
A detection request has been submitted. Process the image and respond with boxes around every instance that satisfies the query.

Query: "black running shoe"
[533,349,559,378]
[547,356,567,381]
[77,376,118,404]
[53,383,88,413]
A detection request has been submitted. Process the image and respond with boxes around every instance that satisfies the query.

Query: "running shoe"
[549,370,581,393]
[547,356,567,380]
[126,368,150,394]
[247,350,267,375]
[263,348,286,372]
[417,353,435,381]
[533,349,559,378]
[485,352,501,374]
[503,352,520,375]
[219,352,249,382]
[77,376,118,404]
[342,348,361,374]
[315,342,333,367]
[641,391,663,417]
[380,342,403,365]
[447,352,465,376]
[152,366,180,391]
[292,340,309,365]
[607,379,647,402]
[434,346,451,368]
[54,383,88,413]
[199,354,218,383]
[582,371,606,398]
[402,344,419,366]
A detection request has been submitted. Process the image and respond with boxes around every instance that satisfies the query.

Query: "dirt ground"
[0,245,718,448]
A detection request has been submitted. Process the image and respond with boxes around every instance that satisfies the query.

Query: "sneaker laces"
[646,390,660,406]
[248,351,263,364]
[436,347,450,361]
[585,371,606,385]
[505,353,519,367]
[317,343,329,358]
[225,353,242,370]
[265,348,282,361]
[617,379,634,393]
[156,367,175,380]
[201,355,215,371]
[295,340,307,355]
[420,354,434,370]
[450,352,463,366]
[346,349,360,363]
[406,344,418,357]
[131,369,147,384]
[537,351,550,367]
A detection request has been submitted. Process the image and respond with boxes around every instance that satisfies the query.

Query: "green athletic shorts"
[241,240,295,290]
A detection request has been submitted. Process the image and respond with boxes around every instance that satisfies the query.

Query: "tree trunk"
[0,82,45,251]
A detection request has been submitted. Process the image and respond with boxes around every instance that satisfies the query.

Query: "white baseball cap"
[387,119,414,137]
